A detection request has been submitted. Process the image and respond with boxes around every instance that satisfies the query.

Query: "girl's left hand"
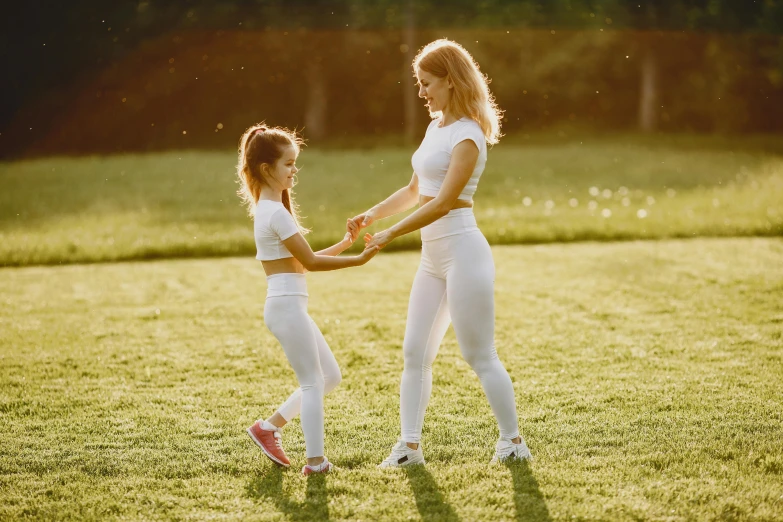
[345,219,360,243]
[364,229,395,250]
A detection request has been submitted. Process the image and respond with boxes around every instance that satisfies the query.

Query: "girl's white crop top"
[254,200,300,261]
[411,117,487,202]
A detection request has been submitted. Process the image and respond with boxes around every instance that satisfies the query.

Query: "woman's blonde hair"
[414,39,503,145]
[236,123,309,234]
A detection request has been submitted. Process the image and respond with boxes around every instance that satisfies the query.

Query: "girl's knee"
[324,366,342,393]
[299,373,326,393]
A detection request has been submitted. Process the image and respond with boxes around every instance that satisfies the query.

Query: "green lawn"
[2,238,781,521]
[1,135,781,266]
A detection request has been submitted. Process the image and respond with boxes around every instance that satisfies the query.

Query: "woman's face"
[416,67,452,113]
[264,145,298,190]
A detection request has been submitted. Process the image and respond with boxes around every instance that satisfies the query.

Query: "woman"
[350,39,532,467]
[238,124,379,475]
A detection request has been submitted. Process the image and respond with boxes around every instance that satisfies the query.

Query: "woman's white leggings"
[401,210,520,443]
[263,274,341,458]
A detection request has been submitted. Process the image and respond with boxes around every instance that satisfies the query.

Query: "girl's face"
[416,67,452,114]
[264,145,298,190]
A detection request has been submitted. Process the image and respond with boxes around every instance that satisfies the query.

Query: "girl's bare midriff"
[262,257,305,276]
[419,195,473,210]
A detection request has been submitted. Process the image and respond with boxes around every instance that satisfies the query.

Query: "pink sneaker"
[247,421,290,467]
[302,458,332,476]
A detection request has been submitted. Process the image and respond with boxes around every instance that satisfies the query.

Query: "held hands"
[347,209,393,251]
[348,209,377,234]
[364,229,394,250]
[345,217,380,265]
[358,243,380,265]
[344,219,361,244]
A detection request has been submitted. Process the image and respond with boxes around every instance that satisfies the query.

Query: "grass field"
[1,135,781,266]
[2,238,782,521]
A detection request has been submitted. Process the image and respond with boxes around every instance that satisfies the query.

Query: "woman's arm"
[348,173,419,229]
[366,141,479,249]
[283,232,378,272]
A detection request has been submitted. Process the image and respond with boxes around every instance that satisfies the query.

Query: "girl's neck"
[259,187,284,203]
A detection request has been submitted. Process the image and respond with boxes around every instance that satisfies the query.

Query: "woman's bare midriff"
[419,195,473,210]
[262,257,305,276]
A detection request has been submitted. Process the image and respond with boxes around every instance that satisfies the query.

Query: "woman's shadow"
[404,465,461,522]
[505,459,552,522]
[403,459,550,522]
[246,466,330,522]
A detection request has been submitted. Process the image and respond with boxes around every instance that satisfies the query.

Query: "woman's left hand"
[364,229,395,250]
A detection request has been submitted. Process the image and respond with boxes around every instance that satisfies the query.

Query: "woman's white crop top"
[254,200,300,261]
[411,117,487,202]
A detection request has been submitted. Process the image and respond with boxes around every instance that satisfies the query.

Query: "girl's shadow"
[246,466,330,522]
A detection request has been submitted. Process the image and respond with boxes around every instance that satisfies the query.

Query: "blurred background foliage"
[1,0,782,157]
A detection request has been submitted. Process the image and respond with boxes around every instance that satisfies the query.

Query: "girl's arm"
[283,232,378,272]
[314,220,359,257]
[349,173,419,229]
[366,141,479,249]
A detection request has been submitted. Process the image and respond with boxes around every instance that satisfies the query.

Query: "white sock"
[261,420,278,431]
[307,458,330,471]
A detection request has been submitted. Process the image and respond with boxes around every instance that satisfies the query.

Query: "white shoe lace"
[272,430,283,450]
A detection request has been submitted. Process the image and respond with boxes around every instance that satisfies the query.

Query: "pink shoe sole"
[302,462,332,476]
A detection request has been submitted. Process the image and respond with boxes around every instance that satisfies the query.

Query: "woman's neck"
[259,187,283,202]
[440,107,465,127]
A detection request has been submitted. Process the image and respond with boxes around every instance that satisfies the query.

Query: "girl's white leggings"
[263,274,341,458]
[401,209,520,443]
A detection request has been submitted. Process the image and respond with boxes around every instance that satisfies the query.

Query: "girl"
[351,39,532,466]
[238,124,379,476]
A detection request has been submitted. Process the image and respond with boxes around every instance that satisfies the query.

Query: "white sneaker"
[302,457,333,476]
[379,440,425,468]
[491,437,533,463]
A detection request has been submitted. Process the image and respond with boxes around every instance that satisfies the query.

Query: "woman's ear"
[447,76,453,89]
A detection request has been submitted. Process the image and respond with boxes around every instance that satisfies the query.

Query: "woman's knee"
[462,344,499,374]
[403,339,434,371]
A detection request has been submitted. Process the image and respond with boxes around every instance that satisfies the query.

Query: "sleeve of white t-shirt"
[269,207,300,241]
[450,121,485,151]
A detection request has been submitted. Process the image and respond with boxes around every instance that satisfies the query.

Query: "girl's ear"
[447,76,453,89]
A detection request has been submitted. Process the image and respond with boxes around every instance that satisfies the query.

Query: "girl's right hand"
[357,245,380,265]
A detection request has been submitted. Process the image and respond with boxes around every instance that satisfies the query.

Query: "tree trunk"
[305,57,327,141]
[638,41,658,133]
[403,2,417,145]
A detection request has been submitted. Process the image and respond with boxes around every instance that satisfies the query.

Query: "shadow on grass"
[403,465,460,522]
[246,465,330,521]
[506,460,551,522]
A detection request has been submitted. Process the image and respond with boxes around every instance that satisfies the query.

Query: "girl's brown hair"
[414,39,503,145]
[236,123,309,234]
